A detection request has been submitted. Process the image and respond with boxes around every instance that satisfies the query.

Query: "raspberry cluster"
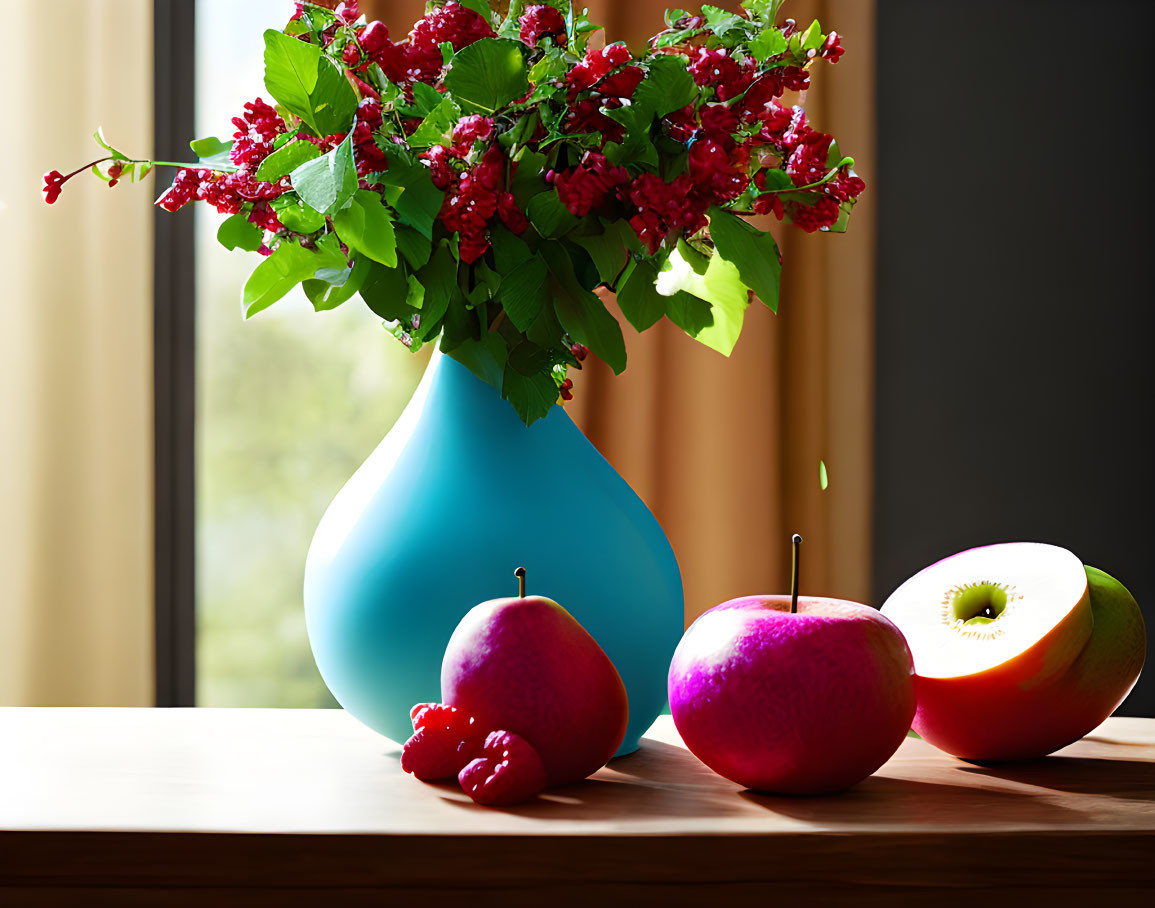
[402,702,548,807]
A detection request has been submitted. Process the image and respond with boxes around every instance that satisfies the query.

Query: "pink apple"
[668,595,916,794]
[441,572,628,786]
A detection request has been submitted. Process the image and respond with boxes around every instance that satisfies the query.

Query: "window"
[192,0,425,707]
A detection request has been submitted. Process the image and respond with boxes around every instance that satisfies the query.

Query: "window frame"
[153,0,197,707]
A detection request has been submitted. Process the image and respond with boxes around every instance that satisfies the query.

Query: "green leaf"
[756,168,794,192]
[633,54,697,119]
[444,38,529,115]
[489,226,533,273]
[502,365,557,425]
[701,5,746,37]
[497,255,549,331]
[527,191,579,237]
[511,148,548,207]
[407,82,445,117]
[332,189,398,266]
[381,148,444,239]
[189,136,233,159]
[359,261,412,321]
[658,245,750,354]
[708,207,781,312]
[414,244,458,335]
[271,196,326,233]
[571,222,636,286]
[616,258,667,332]
[242,240,321,317]
[447,332,508,390]
[800,19,824,52]
[749,28,788,62]
[217,213,263,252]
[664,290,713,336]
[290,133,358,215]
[263,29,357,136]
[459,0,494,24]
[407,97,462,150]
[819,459,829,491]
[254,139,321,182]
[542,243,627,374]
[303,254,371,311]
[396,225,433,269]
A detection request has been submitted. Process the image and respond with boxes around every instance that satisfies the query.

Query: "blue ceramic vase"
[304,351,684,752]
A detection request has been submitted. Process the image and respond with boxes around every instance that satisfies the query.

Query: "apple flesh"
[441,593,629,786]
[668,596,916,795]
[881,543,1147,761]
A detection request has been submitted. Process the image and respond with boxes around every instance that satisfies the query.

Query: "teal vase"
[304,351,684,752]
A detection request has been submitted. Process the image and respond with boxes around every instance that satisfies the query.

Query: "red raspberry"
[458,731,548,807]
[401,703,485,781]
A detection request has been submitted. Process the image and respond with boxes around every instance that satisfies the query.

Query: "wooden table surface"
[1,708,1152,906]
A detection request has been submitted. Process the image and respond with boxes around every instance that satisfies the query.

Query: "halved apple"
[881,542,1145,761]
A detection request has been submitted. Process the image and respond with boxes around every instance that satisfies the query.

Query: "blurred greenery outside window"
[195,0,425,706]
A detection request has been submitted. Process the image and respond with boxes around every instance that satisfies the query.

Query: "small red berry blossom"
[229,97,286,168]
[549,151,629,217]
[820,32,845,63]
[519,4,566,47]
[571,344,589,362]
[559,378,574,402]
[450,115,495,158]
[401,703,486,781]
[42,170,65,204]
[106,163,124,188]
[458,730,548,807]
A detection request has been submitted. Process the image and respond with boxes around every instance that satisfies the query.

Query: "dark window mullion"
[153,0,197,707]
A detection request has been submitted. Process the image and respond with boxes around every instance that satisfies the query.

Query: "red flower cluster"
[548,152,628,218]
[400,1,495,84]
[229,98,285,168]
[519,4,566,47]
[561,44,641,143]
[439,145,528,264]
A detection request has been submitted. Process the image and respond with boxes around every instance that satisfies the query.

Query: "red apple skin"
[912,567,1147,761]
[441,596,629,786]
[668,596,916,795]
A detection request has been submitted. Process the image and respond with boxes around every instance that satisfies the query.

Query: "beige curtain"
[0,0,154,704]
[570,0,877,622]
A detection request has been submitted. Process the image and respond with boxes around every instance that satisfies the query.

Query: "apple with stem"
[881,542,1146,761]
[441,567,629,786]
[668,536,916,795]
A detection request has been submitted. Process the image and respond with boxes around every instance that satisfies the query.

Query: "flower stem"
[515,566,527,599]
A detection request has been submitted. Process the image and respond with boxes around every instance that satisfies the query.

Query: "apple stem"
[790,534,802,614]
[515,566,526,599]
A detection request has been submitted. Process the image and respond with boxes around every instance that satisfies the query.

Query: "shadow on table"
[956,756,1155,802]
[739,773,1090,826]
[438,737,750,820]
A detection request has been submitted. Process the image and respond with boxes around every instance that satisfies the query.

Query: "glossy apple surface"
[441,594,628,785]
[668,596,916,795]
[883,545,1146,761]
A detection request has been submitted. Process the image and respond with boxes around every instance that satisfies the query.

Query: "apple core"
[950,582,1008,625]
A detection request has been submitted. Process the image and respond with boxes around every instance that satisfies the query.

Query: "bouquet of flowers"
[46,0,863,424]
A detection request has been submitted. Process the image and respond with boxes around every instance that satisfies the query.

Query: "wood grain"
[1,708,1152,905]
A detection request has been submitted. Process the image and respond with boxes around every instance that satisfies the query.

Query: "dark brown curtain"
[365,0,877,622]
